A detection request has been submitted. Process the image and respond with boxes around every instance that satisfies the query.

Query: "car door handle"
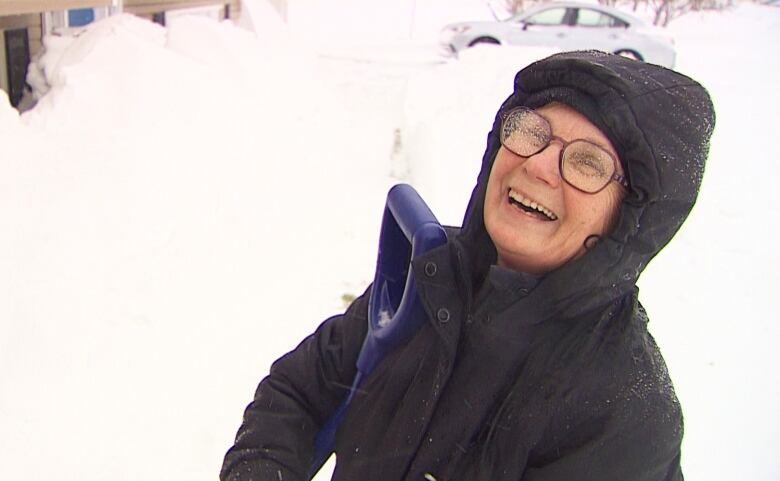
[556,32,566,38]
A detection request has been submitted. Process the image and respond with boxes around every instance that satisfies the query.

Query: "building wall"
[0,29,6,95]
[123,1,241,20]
[0,13,40,104]
[0,0,246,107]
[0,14,42,57]
[0,1,113,17]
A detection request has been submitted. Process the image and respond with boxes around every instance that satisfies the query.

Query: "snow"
[1,1,778,480]
[638,5,780,481]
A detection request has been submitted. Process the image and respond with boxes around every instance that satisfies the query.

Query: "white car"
[440,2,676,68]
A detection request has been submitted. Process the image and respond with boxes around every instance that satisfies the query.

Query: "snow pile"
[0,90,20,130]
[0,12,376,481]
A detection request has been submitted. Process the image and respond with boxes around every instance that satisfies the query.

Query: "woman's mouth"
[507,188,558,221]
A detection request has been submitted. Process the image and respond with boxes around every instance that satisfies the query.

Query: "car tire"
[468,37,501,47]
[615,49,643,61]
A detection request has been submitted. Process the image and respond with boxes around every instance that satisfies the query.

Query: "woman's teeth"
[508,189,558,221]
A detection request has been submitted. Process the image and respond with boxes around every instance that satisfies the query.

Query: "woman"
[221,51,715,481]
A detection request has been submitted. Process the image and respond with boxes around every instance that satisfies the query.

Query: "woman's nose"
[521,141,562,188]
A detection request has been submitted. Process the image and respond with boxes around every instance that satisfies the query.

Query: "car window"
[575,8,628,28]
[524,7,568,26]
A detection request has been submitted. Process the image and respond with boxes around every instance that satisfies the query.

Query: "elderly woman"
[221,51,715,481]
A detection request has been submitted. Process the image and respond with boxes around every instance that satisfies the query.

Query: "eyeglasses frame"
[499,107,629,194]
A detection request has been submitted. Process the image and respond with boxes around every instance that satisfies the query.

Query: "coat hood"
[457,51,715,317]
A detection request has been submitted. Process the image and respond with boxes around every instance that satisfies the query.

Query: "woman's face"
[484,102,626,274]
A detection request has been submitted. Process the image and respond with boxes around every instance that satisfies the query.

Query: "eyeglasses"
[499,107,629,194]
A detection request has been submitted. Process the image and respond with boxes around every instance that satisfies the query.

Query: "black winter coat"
[221,51,715,481]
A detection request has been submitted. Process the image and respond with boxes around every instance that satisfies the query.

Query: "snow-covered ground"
[1,1,778,480]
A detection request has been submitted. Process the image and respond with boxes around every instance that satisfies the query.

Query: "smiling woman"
[485,102,627,273]
[221,50,715,481]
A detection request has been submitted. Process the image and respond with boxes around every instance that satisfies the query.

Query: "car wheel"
[468,37,500,47]
[615,49,643,61]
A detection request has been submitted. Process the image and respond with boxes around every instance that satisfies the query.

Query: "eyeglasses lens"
[561,141,615,193]
[501,109,551,157]
[501,108,615,194]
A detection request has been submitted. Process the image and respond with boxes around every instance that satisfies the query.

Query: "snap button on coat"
[424,262,438,277]
[436,308,450,323]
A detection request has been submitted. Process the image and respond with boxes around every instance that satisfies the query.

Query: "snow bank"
[0,13,365,481]
[0,90,20,130]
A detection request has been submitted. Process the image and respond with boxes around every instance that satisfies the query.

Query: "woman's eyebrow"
[539,112,617,156]
[582,136,615,154]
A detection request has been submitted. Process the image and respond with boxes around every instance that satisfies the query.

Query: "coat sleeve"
[220,290,370,481]
[522,350,684,481]
[524,405,683,481]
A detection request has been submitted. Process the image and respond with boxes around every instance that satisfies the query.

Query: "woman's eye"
[568,153,607,178]
[528,131,548,148]
[501,109,553,156]
[518,127,548,150]
[504,128,545,155]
